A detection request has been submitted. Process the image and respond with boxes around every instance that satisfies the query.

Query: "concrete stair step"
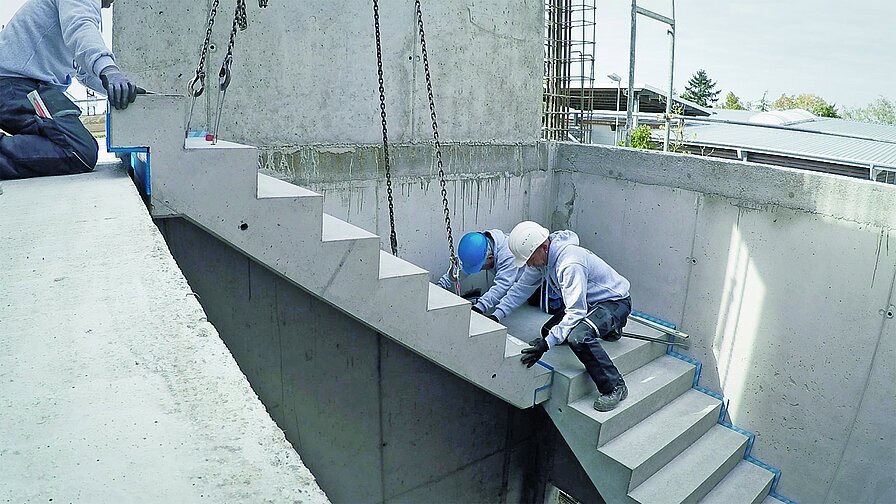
[322,213,378,242]
[256,173,319,199]
[427,282,470,312]
[629,424,748,504]
[759,495,788,504]
[567,355,696,447]
[378,250,428,280]
[601,389,723,491]
[699,461,774,504]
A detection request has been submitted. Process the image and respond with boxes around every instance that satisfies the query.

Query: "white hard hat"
[508,221,549,268]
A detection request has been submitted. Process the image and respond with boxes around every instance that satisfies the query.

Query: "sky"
[1,0,892,110]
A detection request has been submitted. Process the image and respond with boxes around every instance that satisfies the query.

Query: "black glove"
[520,338,548,368]
[485,313,499,322]
[100,68,138,110]
[471,305,483,314]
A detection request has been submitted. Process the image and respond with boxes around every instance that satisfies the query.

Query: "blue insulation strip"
[532,360,555,405]
[637,310,795,504]
[105,109,151,196]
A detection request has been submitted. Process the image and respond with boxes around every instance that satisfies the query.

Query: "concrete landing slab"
[0,168,329,503]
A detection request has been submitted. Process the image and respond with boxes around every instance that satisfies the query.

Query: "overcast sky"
[2,1,891,109]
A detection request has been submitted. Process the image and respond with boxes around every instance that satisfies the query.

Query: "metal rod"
[628,313,689,339]
[663,1,675,152]
[626,0,637,147]
[622,331,688,348]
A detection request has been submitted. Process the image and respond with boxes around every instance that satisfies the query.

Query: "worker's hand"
[100,68,138,110]
[520,338,548,368]
[471,305,483,314]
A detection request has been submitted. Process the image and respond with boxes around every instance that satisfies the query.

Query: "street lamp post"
[608,73,622,145]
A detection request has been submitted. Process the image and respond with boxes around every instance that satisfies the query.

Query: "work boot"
[593,380,628,412]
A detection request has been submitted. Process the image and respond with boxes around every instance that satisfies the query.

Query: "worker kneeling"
[503,221,632,412]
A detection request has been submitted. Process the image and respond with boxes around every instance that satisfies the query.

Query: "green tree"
[719,91,746,110]
[773,93,840,118]
[755,90,770,112]
[842,97,896,125]
[680,69,720,107]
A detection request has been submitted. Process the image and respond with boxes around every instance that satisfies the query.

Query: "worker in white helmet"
[498,220,632,412]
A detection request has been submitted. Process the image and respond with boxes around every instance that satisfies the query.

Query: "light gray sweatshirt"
[492,230,630,348]
[437,229,524,312]
[0,0,116,93]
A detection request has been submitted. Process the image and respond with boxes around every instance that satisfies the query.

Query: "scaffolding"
[543,0,596,142]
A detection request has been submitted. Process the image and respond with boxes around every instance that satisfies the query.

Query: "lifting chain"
[186,0,221,137]
[372,0,398,256]
[211,0,248,145]
[415,0,459,279]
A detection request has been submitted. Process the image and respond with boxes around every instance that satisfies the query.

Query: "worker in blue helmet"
[438,230,524,316]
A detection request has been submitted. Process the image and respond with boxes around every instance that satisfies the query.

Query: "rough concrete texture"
[259,142,551,277]
[158,217,548,503]
[112,0,543,145]
[551,142,896,504]
[0,167,329,503]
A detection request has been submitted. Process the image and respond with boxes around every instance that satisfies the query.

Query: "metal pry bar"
[211,54,232,145]
[621,331,689,348]
[628,313,689,339]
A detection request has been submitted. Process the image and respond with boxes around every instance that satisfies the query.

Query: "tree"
[842,97,896,125]
[755,90,770,112]
[680,69,720,107]
[773,93,840,118]
[719,91,746,110]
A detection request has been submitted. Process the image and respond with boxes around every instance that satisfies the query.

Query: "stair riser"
[627,401,722,491]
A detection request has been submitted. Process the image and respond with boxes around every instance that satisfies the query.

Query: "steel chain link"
[415,0,458,271]
[372,0,398,256]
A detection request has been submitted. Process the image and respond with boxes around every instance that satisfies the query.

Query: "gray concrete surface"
[157,217,550,503]
[0,167,329,503]
[113,1,543,146]
[551,142,896,504]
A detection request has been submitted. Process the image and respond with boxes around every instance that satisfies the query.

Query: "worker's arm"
[543,262,588,349]
[473,255,518,313]
[491,267,542,321]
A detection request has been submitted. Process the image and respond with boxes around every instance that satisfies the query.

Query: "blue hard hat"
[458,232,489,274]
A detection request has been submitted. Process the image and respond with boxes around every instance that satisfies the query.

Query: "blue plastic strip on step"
[636,310,796,503]
[532,360,555,406]
[106,109,151,196]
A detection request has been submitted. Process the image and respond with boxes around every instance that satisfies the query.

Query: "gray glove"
[520,338,548,368]
[100,68,138,110]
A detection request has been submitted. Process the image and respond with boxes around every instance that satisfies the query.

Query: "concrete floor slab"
[0,168,329,503]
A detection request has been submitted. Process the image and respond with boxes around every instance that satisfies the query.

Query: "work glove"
[100,68,138,110]
[520,338,548,368]
[485,313,499,322]
[471,305,484,314]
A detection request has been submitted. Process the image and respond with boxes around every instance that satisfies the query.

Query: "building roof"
[565,84,712,117]
[660,112,896,173]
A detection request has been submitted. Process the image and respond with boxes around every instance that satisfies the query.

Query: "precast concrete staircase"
[108,94,551,409]
[110,95,792,503]
[503,308,793,504]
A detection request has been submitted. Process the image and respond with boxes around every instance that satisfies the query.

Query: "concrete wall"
[157,217,573,503]
[259,142,551,279]
[112,0,543,145]
[550,143,896,504]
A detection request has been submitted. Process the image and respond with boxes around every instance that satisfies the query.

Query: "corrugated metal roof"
[665,120,896,169]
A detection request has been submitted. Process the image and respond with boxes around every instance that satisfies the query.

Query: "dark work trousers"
[0,77,98,180]
[541,296,632,394]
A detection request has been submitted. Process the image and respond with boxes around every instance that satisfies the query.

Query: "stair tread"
[470,312,505,338]
[699,461,774,504]
[760,495,787,504]
[257,173,319,199]
[601,389,721,470]
[569,355,694,425]
[426,283,469,312]
[630,424,748,504]
[543,334,658,380]
[322,213,377,242]
[378,250,427,280]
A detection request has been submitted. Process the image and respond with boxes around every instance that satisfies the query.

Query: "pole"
[663,1,676,152]
[626,0,637,147]
[614,80,621,145]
